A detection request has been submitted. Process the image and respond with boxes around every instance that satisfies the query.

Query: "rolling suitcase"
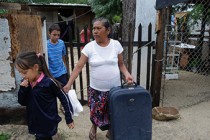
[109,83,152,140]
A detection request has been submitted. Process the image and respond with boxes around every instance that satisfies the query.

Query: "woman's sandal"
[106,131,110,139]
[89,127,96,140]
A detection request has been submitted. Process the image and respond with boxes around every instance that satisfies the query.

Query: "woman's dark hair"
[15,51,62,88]
[48,24,61,33]
[92,17,112,38]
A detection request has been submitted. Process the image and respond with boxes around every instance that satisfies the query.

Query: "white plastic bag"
[68,89,83,116]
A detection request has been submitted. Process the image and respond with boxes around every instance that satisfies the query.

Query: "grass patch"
[0,133,11,140]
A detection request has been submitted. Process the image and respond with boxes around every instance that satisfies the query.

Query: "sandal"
[106,130,110,139]
[89,126,96,140]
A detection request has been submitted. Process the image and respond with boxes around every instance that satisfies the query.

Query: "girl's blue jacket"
[18,75,73,137]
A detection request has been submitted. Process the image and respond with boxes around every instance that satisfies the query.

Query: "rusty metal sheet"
[6,14,43,60]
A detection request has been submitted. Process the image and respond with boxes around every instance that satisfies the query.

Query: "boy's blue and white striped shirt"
[47,39,67,78]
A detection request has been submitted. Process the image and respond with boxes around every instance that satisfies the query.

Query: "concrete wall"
[0,18,16,91]
[0,18,23,124]
[132,0,157,88]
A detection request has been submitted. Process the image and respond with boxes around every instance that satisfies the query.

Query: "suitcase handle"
[121,82,137,88]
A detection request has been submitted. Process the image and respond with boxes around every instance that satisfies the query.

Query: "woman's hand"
[20,79,29,87]
[67,122,75,129]
[63,84,71,93]
[125,74,134,84]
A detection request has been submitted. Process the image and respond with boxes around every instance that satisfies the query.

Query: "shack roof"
[28,3,91,9]
[0,2,91,11]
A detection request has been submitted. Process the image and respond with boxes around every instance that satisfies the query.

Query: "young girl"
[15,51,74,140]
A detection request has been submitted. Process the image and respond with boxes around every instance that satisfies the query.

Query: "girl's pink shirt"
[31,72,45,88]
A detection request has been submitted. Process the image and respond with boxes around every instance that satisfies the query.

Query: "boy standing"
[47,24,68,112]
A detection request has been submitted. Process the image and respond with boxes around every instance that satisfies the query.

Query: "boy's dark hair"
[48,24,61,33]
[15,51,62,88]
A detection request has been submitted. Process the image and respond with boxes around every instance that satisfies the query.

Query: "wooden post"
[68,26,76,89]
[76,27,85,105]
[151,9,166,107]
[146,23,152,90]
[137,24,142,85]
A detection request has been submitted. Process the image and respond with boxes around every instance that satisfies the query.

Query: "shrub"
[0,133,11,140]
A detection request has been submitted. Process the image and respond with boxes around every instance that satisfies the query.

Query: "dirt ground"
[1,71,210,140]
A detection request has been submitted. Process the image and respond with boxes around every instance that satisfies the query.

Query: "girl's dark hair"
[15,51,62,88]
[48,24,61,33]
[92,17,112,38]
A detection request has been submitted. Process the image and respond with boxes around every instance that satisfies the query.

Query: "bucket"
[152,106,180,121]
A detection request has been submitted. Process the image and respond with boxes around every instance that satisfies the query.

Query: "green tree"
[88,0,122,23]
[188,4,210,26]
[188,3,210,55]
[33,0,88,4]
[1,0,28,3]
[2,0,88,4]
